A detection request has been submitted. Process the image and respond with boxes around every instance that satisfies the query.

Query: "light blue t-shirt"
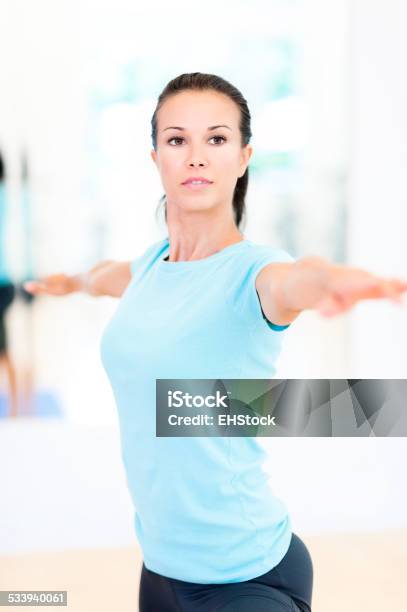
[100,236,296,584]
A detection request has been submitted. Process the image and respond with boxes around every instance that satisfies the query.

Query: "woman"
[24,73,407,612]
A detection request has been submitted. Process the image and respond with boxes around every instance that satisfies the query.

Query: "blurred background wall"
[0,0,406,555]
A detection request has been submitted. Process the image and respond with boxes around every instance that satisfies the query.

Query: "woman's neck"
[166,223,244,262]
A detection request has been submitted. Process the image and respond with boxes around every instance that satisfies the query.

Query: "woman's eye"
[168,137,183,145]
[209,135,227,145]
[167,135,227,146]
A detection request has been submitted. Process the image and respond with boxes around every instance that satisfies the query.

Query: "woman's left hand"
[313,263,407,317]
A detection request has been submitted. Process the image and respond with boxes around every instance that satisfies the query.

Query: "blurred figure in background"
[0,150,18,417]
[15,152,37,416]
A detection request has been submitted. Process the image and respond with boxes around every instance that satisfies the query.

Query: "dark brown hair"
[151,72,252,228]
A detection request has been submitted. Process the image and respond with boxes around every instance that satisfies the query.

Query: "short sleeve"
[245,246,296,333]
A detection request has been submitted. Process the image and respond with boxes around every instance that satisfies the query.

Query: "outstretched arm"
[23,260,132,298]
[256,256,407,326]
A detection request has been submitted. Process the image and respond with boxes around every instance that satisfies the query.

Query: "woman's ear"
[239,144,253,177]
[150,149,157,164]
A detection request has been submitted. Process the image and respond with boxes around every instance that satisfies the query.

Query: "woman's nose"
[186,154,208,167]
[188,160,207,167]
[184,144,209,167]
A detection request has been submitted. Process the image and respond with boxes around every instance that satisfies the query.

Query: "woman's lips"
[182,181,213,190]
[182,178,213,191]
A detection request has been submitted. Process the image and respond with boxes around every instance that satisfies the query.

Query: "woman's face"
[151,90,253,218]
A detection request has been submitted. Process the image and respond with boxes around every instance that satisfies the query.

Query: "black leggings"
[139,532,313,611]
[0,283,15,353]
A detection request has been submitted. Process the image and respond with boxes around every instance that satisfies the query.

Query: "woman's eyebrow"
[162,125,232,132]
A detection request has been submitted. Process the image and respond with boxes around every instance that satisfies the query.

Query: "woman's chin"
[167,199,217,215]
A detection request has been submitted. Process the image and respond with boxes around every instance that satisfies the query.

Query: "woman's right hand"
[22,260,132,298]
[23,274,80,296]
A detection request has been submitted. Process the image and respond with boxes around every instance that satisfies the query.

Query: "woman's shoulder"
[130,237,168,277]
[242,239,296,266]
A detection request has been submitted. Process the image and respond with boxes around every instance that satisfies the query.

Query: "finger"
[389,279,407,296]
[381,280,406,303]
[319,284,405,316]
[346,280,405,302]
[23,281,47,293]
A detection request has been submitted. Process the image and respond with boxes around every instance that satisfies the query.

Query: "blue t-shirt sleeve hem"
[264,318,291,331]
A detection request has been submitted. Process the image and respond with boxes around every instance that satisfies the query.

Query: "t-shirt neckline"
[159,236,250,271]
